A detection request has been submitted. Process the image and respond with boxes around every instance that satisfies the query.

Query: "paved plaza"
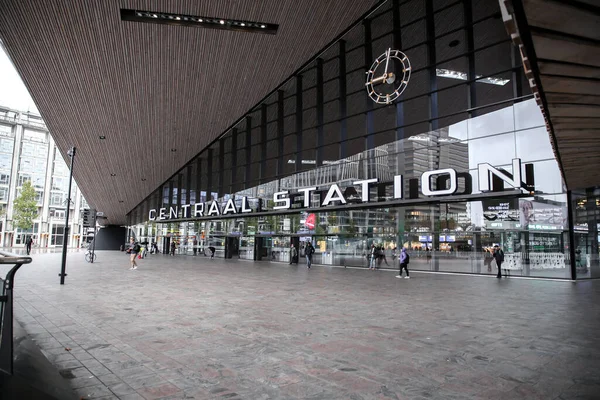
[5,251,600,399]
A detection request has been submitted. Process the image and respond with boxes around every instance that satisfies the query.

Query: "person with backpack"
[493,245,505,278]
[127,238,140,270]
[396,247,410,279]
[305,242,315,269]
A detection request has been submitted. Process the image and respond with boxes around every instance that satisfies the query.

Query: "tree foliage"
[13,180,38,231]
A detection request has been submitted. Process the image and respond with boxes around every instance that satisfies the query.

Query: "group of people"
[368,244,391,269]
[289,242,315,268]
[169,240,215,258]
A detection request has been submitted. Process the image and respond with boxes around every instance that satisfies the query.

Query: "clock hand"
[383,48,390,79]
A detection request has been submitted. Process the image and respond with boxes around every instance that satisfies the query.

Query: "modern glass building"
[0,107,91,248]
[126,0,598,280]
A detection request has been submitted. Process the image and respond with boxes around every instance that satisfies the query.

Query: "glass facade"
[127,0,592,279]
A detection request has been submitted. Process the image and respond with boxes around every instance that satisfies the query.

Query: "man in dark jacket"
[305,242,314,268]
[25,236,33,255]
[493,245,505,278]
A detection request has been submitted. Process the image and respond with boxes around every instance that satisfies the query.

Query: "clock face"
[365,48,411,104]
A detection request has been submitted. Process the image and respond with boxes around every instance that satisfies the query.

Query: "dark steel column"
[177,173,183,208]
[207,149,213,201]
[277,90,284,177]
[364,19,375,150]
[186,166,192,205]
[295,75,303,172]
[316,58,324,167]
[218,138,225,195]
[168,180,174,208]
[59,147,75,285]
[195,158,202,202]
[231,128,238,193]
[245,116,252,184]
[260,103,268,182]
[392,0,405,142]
[426,0,438,130]
[464,0,477,116]
[567,190,577,280]
[339,40,347,159]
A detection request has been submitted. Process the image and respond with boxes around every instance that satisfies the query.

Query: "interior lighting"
[99,135,106,140]
[121,9,278,34]
[436,68,510,86]
[110,173,116,176]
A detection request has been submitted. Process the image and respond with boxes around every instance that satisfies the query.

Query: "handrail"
[0,251,32,375]
[0,251,33,265]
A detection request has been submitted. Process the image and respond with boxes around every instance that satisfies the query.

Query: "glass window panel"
[468,132,515,167]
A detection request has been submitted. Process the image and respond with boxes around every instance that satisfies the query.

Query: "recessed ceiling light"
[99,135,106,140]
[110,173,116,176]
[141,178,147,181]
[449,39,460,47]
[121,9,277,34]
[119,200,124,203]
[171,148,177,152]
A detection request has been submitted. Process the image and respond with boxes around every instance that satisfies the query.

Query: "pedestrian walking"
[127,238,140,270]
[208,246,216,259]
[25,236,33,255]
[305,242,314,268]
[289,244,298,265]
[369,244,377,270]
[493,245,505,278]
[170,241,176,256]
[396,248,410,279]
[193,238,198,256]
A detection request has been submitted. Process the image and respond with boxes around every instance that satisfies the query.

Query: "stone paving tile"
[11,251,600,399]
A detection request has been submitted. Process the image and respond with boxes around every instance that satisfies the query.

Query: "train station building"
[0,0,597,280]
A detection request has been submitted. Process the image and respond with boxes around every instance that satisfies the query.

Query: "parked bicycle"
[85,247,96,263]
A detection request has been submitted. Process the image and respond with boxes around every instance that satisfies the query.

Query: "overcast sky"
[0,45,38,113]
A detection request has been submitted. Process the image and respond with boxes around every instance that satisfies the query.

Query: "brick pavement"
[5,251,600,399]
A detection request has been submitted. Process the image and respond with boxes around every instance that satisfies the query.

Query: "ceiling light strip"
[120,9,278,35]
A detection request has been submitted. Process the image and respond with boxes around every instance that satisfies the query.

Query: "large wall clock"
[365,48,411,104]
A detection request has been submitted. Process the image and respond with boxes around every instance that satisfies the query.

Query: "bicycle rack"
[0,251,32,375]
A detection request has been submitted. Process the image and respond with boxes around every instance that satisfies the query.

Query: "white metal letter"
[273,191,291,210]
[193,203,204,217]
[148,209,157,221]
[353,178,378,202]
[159,208,167,220]
[181,204,190,218]
[240,196,252,213]
[297,187,317,208]
[421,169,457,196]
[222,199,237,215]
[207,201,221,216]
[169,207,179,219]
[478,158,522,192]
[393,175,403,199]
[322,184,347,206]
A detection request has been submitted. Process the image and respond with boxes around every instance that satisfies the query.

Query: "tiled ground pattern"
[5,251,600,399]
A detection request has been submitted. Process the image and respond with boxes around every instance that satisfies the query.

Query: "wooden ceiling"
[501,0,600,190]
[0,0,381,224]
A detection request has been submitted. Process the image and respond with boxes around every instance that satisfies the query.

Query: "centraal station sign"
[149,159,534,221]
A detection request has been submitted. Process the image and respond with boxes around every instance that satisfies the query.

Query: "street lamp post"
[59,147,75,285]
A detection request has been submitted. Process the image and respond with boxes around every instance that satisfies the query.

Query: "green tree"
[13,180,38,231]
